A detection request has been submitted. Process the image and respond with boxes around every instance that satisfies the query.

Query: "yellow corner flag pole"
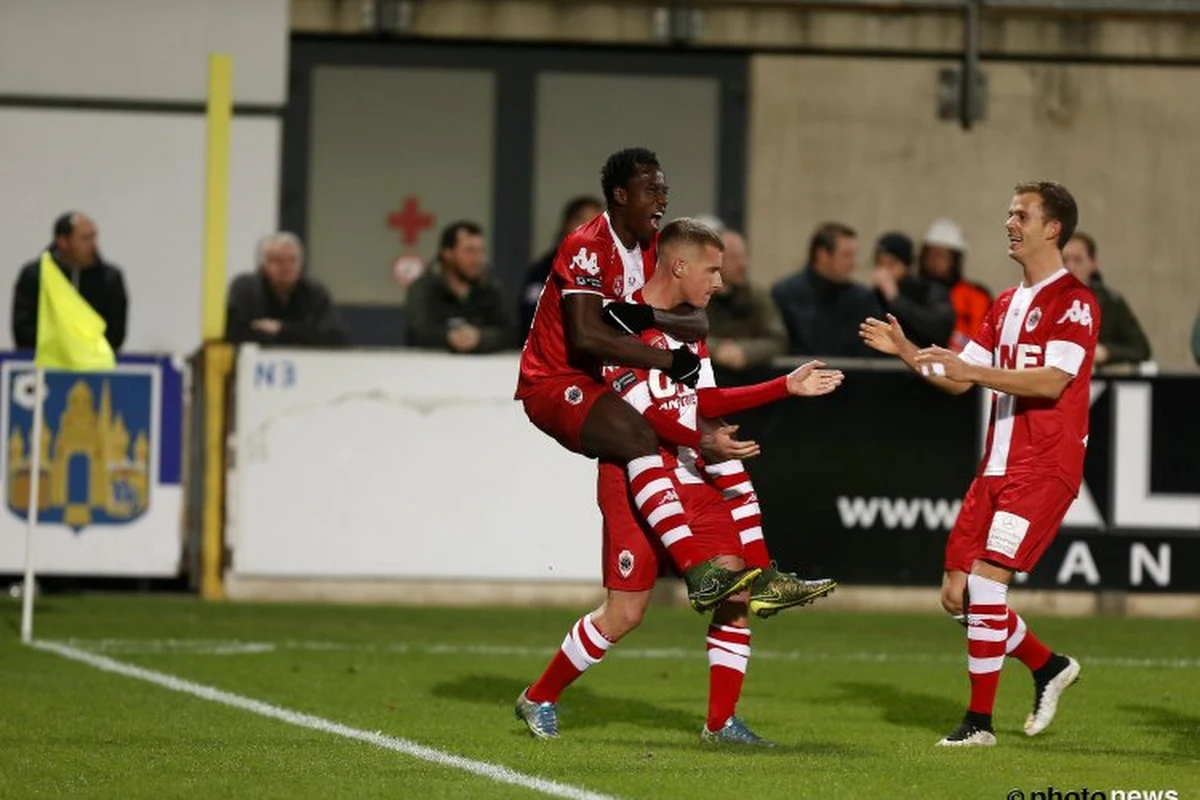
[202,53,232,341]
[200,53,232,600]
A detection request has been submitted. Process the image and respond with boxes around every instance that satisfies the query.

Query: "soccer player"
[860,181,1094,747]
[516,218,841,744]
[518,148,759,610]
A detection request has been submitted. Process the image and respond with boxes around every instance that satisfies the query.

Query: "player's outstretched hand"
[700,424,761,463]
[786,360,845,397]
[859,314,908,356]
[913,345,972,382]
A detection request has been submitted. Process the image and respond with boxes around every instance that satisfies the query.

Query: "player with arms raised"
[519,148,759,610]
[861,181,1096,747]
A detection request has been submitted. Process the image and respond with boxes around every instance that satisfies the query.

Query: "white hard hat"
[923,218,966,252]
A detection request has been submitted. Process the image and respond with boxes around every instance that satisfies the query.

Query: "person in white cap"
[918,218,992,352]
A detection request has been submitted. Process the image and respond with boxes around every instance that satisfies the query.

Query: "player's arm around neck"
[564,293,673,371]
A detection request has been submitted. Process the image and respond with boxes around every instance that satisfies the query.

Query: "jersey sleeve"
[602,363,702,450]
[553,236,609,297]
[959,298,999,367]
[1044,288,1100,376]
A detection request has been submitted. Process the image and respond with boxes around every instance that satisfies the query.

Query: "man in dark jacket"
[1063,232,1151,366]
[406,221,513,353]
[225,232,348,346]
[12,211,128,351]
[520,196,603,341]
[771,222,882,357]
[871,231,955,348]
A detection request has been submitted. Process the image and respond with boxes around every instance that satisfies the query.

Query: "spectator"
[1063,232,1152,366]
[1193,309,1200,366]
[917,218,991,352]
[872,231,955,348]
[225,232,348,346]
[520,196,603,340]
[771,222,882,358]
[406,221,513,354]
[702,220,787,370]
[12,211,128,351]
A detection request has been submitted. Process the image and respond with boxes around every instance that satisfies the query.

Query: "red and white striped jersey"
[603,329,715,485]
[958,268,1099,490]
[516,212,656,397]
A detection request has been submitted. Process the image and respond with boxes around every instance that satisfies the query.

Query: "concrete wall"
[746,56,1200,368]
[0,0,288,355]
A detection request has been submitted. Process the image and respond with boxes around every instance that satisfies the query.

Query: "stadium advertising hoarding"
[0,352,185,576]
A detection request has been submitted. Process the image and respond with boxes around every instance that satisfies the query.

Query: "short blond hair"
[658,217,725,254]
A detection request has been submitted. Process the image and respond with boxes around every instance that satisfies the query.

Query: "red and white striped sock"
[705,461,770,569]
[627,455,701,571]
[966,574,1009,718]
[526,613,613,704]
[706,624,751,732]
[1005,609,1052,671]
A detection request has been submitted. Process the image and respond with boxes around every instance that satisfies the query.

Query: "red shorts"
[519,374,607,454]
[944,474,1077,574]
[597,463,743,592]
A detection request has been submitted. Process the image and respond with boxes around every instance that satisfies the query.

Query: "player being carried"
[860,180,1094,747]
[517,218,842,745]
[518,147,762,611]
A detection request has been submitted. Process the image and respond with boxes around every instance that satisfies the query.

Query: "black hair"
[439,220,483,252]
[1071,231,1097,260]
[600,148,659,206]
[53,211,78,239]
[807,221,856,265]
[558,195,603,238]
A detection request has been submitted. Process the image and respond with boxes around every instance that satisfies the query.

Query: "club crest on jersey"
[1056,299,1094,330]
[564,385,584,405]
[1025,307,1042,332]
[648,335,668,350]
[572,247,599,276]
[613,275,624,296]
[618,549,635,578]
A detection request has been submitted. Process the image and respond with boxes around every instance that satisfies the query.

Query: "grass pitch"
[1,595,1196,799]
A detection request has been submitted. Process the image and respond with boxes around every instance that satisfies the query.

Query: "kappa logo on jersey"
[1025,307,1043,332]
[618,549,635,578]
[1056,299,1094,330]
[572,247,600,276]
[564,385,584,405]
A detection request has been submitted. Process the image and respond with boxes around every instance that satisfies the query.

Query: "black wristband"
[667,347,702,388]
[601,302,656,335]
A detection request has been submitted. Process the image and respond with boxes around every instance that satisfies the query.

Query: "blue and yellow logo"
[5,369,153,531]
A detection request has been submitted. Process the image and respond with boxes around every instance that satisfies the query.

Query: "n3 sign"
[254,360,296,389]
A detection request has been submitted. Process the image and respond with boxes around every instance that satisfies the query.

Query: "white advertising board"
[229,348,603,582]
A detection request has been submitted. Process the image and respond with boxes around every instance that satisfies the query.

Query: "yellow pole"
[200,53,232,600]
[202,53,232,341]
[200,343,233,600]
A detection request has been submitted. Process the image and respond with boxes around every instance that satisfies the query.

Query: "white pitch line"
[31,640,621,800]
[55,638,1200,669]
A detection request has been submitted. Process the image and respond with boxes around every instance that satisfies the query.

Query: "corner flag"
[35,250,115,370]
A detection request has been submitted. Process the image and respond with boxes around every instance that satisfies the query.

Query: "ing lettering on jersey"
[997,343,1044,370]
[1056,299,1094,330]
